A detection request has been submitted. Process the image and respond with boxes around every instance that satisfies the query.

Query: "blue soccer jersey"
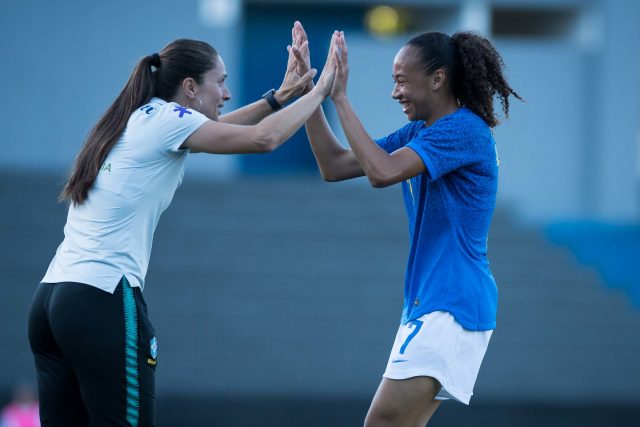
[376,107,498,331]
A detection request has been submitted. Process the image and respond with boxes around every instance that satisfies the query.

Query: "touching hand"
[330,31,349,100]
[315,32,340,98]
[291,21,313,94]
[277,27,317,103]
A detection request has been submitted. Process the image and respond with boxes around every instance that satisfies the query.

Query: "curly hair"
[407,31,522,127]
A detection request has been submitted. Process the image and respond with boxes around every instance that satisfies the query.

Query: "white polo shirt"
[42,98,209,293]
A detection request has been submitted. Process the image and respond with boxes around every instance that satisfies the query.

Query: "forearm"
[256,87,326,150]
[332,96,392,186]
[219,89,293,125]
[219,99,274,125]
[306,106,364,181]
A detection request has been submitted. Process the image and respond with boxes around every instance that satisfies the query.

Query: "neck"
[171,93,190,107]
[424,98,459,127]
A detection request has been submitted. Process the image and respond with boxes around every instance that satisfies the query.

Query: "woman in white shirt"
[28,35,338,427]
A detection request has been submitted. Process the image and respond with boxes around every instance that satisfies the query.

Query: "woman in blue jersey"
[291,23,521,426]
[28,35,339,427]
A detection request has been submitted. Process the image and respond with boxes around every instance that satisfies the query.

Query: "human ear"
[182,77,198,98]
[432,69,446,90]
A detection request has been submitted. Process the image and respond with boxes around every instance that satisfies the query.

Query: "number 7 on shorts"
[399,319,423,354]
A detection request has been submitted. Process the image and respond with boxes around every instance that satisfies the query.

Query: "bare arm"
[332,96,424,187]
[184,84,326,154]
[183,34,338,155]
[330,32,425,188]
[219,40,312,125]
[292,22,364,181]
[305,106,364,181]
[218,99,280,126]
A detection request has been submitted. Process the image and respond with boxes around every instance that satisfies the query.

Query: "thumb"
[299,68,317,84]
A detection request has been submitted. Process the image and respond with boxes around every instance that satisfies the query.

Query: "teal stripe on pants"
[122,276,139,427]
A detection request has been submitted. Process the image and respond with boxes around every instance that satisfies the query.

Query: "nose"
[224,87,232,102]
[391,82,400,99]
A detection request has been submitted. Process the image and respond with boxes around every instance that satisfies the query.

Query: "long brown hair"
[60,39,218,205]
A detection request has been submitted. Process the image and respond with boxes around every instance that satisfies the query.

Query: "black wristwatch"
[261,88,282,111]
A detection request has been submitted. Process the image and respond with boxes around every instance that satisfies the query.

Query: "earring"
[188,96,203,112]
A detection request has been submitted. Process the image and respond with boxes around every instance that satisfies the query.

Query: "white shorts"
[382,311,492,405]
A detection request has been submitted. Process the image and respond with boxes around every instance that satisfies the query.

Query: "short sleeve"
[158,104,209,153]
[406,111,488,181]
[375,122,423,154]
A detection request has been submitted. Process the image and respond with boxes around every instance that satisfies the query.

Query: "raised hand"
[290,21,313,93]
[330,31,349,100]
[314,32,340,97]
[277,27,317,102]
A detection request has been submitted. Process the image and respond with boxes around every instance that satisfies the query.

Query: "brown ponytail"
[60,39,218,205]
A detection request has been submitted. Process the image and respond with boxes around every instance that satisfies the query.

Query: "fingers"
[340,31,348,60]
[333,31,347,67]
[333,44,343,79]
[286,44,297,71]
[300,68,318,83]
[295,21,308,43]
[291,23,296,46]
[292,43,309,68]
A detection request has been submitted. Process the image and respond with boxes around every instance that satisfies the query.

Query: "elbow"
[253,131,279,153]
[320,170,341,182]
[367,171,394,188]
[369,177,390,188]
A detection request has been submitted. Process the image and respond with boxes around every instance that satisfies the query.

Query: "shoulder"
[436,108,486,131]
[135,98,166,119]
[397,120,426,141]
[135,98,202,121]
[427,108,491,143]
[133,98,208,133]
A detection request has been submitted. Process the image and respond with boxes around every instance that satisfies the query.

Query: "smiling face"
[391,45,439,123]
[194,56,231,121]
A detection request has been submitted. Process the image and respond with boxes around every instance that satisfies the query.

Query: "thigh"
[28,283,89,427]
[48,280,156,427]
[365,377,441,427]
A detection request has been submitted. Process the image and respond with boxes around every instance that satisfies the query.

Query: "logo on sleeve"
[173,106,192,118]
[140,104,155,114]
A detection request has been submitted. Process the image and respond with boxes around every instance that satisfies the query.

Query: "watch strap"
[262,89,282,111]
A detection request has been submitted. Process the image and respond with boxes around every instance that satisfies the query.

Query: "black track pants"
[28,278,157,427]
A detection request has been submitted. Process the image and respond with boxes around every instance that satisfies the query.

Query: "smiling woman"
[291,21,521,426]
[27,34,339,427]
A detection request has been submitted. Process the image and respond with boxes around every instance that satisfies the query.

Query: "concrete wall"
[1,0,638,222]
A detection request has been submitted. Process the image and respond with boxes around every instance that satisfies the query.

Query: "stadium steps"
[1,171,639,410]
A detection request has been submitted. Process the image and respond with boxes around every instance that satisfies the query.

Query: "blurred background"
[1,0,639,426]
